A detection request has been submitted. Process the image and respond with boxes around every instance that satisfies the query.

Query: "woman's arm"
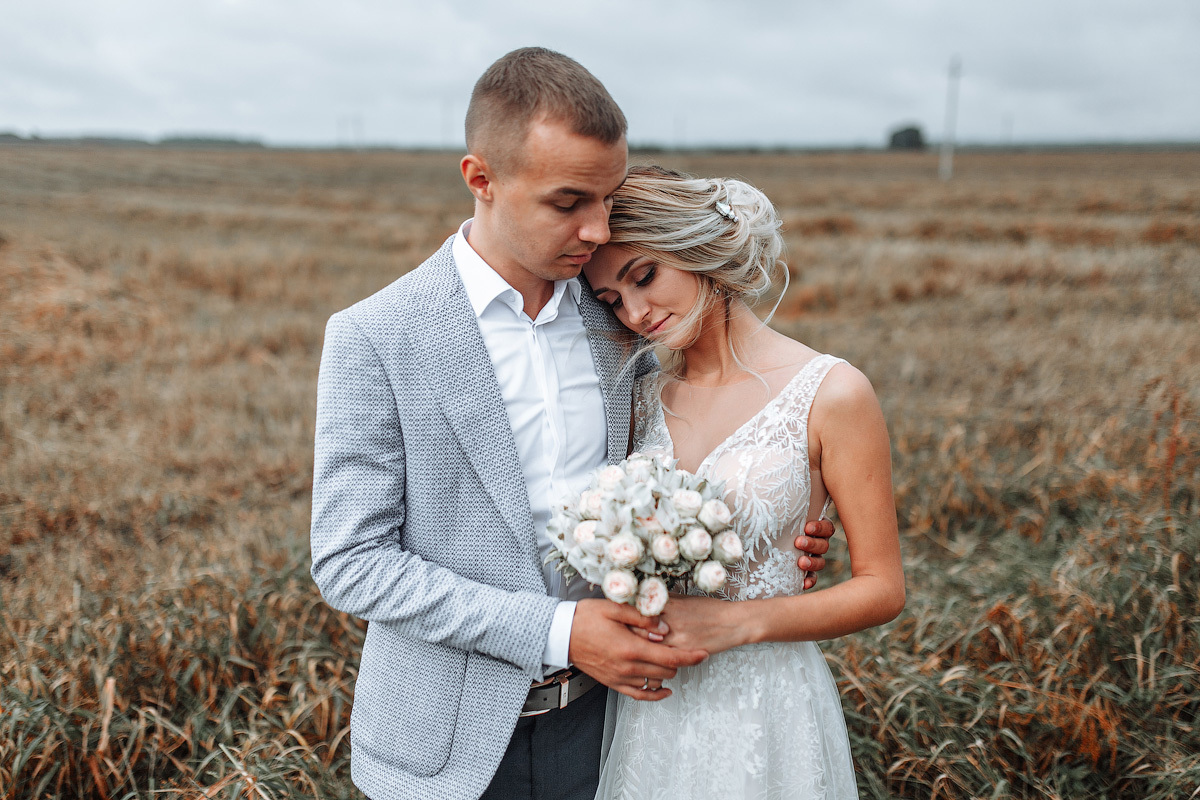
[658,363,905,653]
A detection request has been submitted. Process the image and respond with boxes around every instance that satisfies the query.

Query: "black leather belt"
[519,667,599,717]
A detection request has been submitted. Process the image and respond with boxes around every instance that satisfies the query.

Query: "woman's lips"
[644,316,669,336]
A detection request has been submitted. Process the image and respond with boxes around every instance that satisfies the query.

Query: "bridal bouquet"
[546,452,742,616]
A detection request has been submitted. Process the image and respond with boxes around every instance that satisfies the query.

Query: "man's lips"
[563,252,593,265]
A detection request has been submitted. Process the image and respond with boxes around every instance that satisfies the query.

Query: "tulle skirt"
[596,641,859,800]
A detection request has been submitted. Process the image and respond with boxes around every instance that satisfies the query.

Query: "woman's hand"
[655,594,755,655]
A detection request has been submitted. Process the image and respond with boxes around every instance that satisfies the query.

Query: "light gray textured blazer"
[310,236,652,800]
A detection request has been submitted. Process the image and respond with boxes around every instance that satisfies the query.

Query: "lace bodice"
[599,353,860,799]
[632,354,846,601]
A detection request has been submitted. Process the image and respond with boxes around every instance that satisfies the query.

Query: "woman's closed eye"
[635,265,657,287]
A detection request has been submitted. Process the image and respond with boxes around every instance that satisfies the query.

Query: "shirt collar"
[453,220,582,319]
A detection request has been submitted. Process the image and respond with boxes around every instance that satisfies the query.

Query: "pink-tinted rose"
[602,569,638,604]
[636,577,669,616]
[679,527,713,561]
[698,499,732,532]
[711,530,744,564]
[650,533,680,564]
[596,465,627,491]
[693,560,727,593]
[579,490,605,520]
[672,489,704,519]
[573,521,604,554]
[625,455,654,483]
[605,532,644,569]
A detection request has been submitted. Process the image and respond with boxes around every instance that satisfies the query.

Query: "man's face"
[480,118,628,284]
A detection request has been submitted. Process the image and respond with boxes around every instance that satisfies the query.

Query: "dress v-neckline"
[655,355,823,475]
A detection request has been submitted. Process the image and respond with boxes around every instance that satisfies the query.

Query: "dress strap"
[782,353,848,422]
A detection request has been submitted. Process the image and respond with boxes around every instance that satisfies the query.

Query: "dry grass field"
[1,145,1198,799]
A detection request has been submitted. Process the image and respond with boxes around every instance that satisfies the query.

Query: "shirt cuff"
[542,600,577,671]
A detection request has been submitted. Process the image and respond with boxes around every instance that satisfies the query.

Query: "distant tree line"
[0,132,265,148]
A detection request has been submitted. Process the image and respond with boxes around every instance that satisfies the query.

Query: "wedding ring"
[641,677,650,691]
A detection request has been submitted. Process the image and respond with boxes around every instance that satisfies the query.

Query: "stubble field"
[1,145,1198,799]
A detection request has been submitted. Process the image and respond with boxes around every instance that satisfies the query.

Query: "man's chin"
[541,261,585,280]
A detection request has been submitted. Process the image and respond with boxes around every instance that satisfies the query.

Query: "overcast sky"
[3,0,1198,147]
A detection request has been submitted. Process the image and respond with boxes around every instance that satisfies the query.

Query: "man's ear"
[461,154,495,203]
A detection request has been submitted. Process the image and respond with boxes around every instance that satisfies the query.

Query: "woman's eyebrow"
[592,256,640,295]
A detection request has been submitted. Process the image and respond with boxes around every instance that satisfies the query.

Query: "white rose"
[635,577,669,617]
[650,533,680,564]
[711,530,744,564]
[678,527,712,561]
[596,464,627,491]
[579,489,605,520]
[625,456,654,483]
[672,489,704,519]
[693,560,727,593]
[605,532,644,569]
[602,569,639,604]
[698,499,733,532]
[573,520,605,555]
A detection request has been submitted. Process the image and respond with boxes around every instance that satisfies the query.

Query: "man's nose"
[578,203,611,246]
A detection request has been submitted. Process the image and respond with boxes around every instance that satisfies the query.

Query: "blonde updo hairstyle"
[606,165,789,378]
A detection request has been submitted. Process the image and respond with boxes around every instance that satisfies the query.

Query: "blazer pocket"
[351,627,467,777]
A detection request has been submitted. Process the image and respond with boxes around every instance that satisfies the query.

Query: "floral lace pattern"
[597,354,859,800]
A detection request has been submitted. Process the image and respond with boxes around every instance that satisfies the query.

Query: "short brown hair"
[465,47,627,174]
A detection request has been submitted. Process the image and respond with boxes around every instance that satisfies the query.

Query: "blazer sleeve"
[310,311,558,678]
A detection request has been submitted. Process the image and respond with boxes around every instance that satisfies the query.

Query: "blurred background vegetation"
[1,146,1197,798]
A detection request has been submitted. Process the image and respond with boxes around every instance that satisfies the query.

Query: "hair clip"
[715,201,737,222]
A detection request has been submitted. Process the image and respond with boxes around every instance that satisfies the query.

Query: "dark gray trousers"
[480,683,607,800]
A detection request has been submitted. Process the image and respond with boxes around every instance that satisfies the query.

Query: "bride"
[582,166,906,799]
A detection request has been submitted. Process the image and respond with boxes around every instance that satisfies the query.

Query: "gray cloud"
[2,0,1196,146]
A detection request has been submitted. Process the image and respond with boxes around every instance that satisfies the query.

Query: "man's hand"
[568,598,707,701]
[796,517,836,590]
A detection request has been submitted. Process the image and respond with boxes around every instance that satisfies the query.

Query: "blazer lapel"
[578,281,637,466]
[403,246,538,567]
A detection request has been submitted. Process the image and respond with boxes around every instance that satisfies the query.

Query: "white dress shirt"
[453,221,608,671]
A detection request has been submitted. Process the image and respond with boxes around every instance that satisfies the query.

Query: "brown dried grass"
[2,146,1199,798]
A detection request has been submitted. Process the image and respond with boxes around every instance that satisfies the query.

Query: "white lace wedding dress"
[595,353,859,800]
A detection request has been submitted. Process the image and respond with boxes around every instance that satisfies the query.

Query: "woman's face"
[584,244,703,348]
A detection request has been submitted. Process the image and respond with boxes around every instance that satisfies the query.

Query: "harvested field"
[1,146,1198,798]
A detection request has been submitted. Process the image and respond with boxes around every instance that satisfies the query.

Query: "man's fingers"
[797,554,826,572]
[794,535,831,556]
[804,518,836,539]
[610,604,668,634]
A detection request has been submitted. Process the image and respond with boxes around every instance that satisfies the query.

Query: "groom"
[310,47,834,800]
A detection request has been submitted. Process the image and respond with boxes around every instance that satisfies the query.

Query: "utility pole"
[939,55,961,181]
